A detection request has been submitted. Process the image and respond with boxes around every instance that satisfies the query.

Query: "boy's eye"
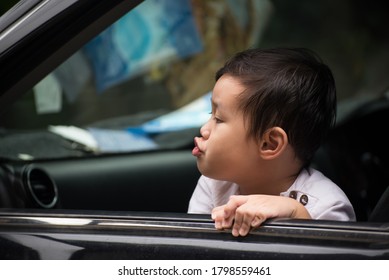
[209,111,223,123]
[214,117,223,123]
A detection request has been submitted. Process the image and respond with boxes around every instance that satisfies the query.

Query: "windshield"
[0,0,388,161]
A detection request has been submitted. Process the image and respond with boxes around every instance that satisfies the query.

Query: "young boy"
[188,47,356,237]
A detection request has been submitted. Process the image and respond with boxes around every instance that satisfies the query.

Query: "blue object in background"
[159,0,203,58]
[83,0,203,92]
[88,127,158,152]
[127,92,212,135]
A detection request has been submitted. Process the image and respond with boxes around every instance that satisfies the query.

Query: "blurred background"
[1,0,389,128]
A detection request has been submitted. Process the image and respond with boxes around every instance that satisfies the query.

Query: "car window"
[0,0,388,161]
[0,0,272,160]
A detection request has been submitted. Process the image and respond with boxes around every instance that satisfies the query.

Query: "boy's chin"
[198,167,228,181]
[197,166,212,178]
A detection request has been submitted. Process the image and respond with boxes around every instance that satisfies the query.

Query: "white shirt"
[188,168,356,221]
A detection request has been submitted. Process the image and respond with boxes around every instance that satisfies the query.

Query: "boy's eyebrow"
[211,98,219,109]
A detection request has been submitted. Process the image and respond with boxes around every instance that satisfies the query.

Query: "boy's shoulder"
[285,168,345,197]
[281,168,355,220]
[282,168,355,219]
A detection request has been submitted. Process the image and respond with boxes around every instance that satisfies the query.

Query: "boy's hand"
[211,195,311,237]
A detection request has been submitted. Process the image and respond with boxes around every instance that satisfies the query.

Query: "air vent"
[24,167,58,208]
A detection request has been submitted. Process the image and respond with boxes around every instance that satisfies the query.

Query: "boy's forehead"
[211,91,241,112]
[211,96,219,107]
[211,93,224,109]
[211,74,244,110]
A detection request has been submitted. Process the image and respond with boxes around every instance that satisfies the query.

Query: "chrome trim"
[1,214,389,244]
[0,215,216,232]
[0,0,50,40]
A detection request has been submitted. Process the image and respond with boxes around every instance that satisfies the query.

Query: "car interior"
[312,92,389,222]
[0,0,389,226]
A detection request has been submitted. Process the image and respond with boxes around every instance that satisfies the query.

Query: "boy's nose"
[200,122,210,139]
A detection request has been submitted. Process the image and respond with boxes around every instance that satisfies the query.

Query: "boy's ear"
[259,127,288,160]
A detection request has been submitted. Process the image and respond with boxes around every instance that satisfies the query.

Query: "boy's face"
[193,75,260,182]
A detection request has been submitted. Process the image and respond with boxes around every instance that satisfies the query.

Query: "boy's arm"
[211,195,311,237]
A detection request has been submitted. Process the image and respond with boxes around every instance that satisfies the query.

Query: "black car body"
[0,0,389,260]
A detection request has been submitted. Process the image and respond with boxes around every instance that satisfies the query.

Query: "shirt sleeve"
[314,200,356,221]
[187,175,214,214]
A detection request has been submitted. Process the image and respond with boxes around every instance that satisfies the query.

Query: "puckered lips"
[192,137,203,157]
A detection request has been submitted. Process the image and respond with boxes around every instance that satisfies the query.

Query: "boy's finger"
[231,212,243,237]
[238,214,253,236]
[214,219,223,230]
[222,213,234,228]
[224,196,249,215]
[251,216,264,227]
[211,206,222,220]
